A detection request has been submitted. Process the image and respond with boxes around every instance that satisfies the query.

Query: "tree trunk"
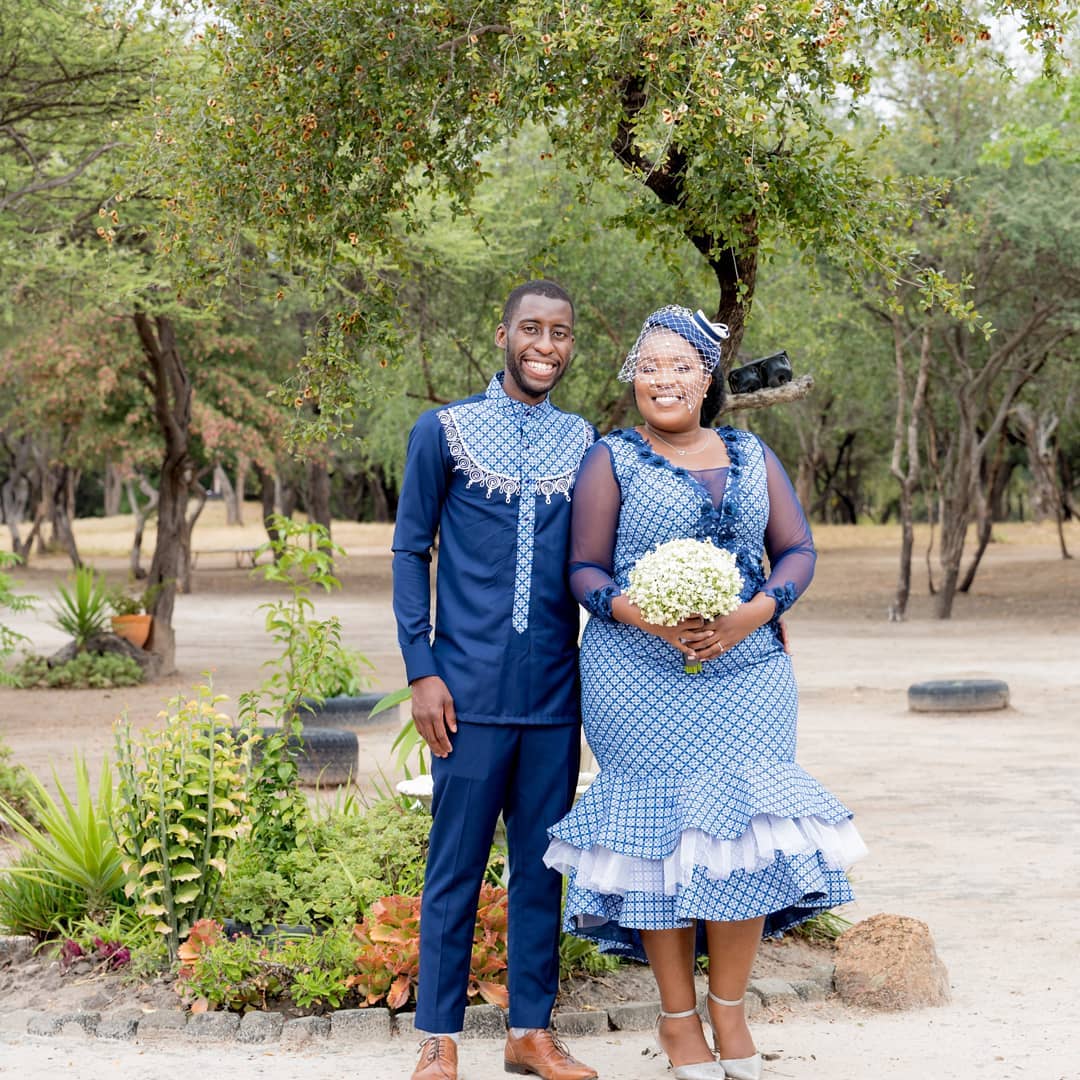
[126,474,158,580]
[234,455,248,526]
[305,457,332,533]
[133,312,193,675]
[253,463,281,552]
[179,481,208,594]
[959,428,1009,593]
[215,462,242,526]
[888,323,932,621]
[103,461,124,516]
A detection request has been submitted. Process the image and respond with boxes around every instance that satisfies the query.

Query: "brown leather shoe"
[504,1029,598,1080]
[411,1035,458,1080]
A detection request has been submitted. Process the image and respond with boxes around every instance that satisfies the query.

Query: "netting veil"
[617,306,730,411]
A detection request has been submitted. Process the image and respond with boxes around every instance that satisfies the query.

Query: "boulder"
[834,914,950,1010]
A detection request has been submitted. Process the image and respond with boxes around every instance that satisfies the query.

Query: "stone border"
[0,936,834,1046]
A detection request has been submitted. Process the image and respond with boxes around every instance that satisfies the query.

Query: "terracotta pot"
[111,614,152,649]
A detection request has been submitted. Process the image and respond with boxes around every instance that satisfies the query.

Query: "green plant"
[371,688,430,777]
[113,681,251,960]
[176,920,359,1013]
[15,652,144,689]
[51,566,111,647]
[0,738,39,826]
[791,910,853,943]
[250,515,356,714]
[0,853,84,938]
[219,797,432,931]
[558,932,621,979]
[106,581,163,617]
[0,552,36,687]
[304,647,374,700]
[0,754,125,920]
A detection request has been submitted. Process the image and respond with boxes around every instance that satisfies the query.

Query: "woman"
[545,306,866,1080]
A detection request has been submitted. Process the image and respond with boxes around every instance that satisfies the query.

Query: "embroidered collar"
[485,372,555,418]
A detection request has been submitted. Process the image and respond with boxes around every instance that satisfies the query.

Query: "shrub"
[0,552,35,686]
[218,797,431,930]
[16,652,144,689]
[0,853,84,938]
[177,919,356,1013]
[0,739,39,827]
[113,682,251,960]
[0,754,125,921]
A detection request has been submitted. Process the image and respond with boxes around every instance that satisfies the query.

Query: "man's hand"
[410,675,457,758]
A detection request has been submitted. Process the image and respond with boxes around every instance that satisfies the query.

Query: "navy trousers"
[415,721,581,1033]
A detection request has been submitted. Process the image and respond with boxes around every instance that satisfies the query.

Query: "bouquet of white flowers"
[624,537,744,673]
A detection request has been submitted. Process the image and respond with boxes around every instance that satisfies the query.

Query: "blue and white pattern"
[439,374,593,633]
[545,427,866,956]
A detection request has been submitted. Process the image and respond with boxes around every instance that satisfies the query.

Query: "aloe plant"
[51,566,111,647]
[0,754,125,920]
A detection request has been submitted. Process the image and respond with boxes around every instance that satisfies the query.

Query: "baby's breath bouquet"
[624,538,744,674]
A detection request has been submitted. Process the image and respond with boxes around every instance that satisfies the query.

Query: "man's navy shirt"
[392,373,595,725]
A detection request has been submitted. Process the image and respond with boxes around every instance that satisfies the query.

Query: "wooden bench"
[191,547,262,569]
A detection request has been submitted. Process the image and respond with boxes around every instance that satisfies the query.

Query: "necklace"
[642,424,712,457]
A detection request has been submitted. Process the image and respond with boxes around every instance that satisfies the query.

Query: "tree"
[867,59,1079,618]
[168,0,1073,436]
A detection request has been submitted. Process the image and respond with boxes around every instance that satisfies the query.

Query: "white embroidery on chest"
[438,407,590,504]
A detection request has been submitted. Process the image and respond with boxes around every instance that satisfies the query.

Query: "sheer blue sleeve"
[569,442,623,620]
[761,441,816,617]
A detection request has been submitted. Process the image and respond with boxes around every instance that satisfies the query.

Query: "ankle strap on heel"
[659,1006,699,1019]
[707,991,745,1007]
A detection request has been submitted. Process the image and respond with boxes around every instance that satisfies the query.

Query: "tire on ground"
[295,692,398,730]
[907,679,1009,713]
[237,725,359,786]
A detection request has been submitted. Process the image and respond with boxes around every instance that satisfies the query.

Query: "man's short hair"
[501,279,575,328]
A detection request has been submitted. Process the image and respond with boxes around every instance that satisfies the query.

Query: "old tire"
[295,692,399,730]
[238,725,359,786]
[907,679,1009,713]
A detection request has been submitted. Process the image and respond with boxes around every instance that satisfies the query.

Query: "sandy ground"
[1,510,1079,1078]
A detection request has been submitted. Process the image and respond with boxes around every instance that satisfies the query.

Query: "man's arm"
[391,410,457,757]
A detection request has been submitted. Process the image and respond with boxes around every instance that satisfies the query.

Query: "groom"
[392,280,598,1080]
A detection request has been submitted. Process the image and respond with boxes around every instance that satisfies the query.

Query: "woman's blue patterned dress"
[544,427,866,956]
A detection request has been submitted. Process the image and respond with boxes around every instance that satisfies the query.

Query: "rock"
[47,633,162,681]
[97,1012,140,1041]
[607,1001,660,1032]
[280,1015,331,1047]
[237,1011,284,1044]
[553,1010,609,1037]
[748,978,799,1007]
[834,914,950,1010]
[792,979,828,1002]
[332,1008,392,1043]
[394,1012,417,1038]
[135,1010,188,1039]
[188,1011,240,1041]
[462,1003,506,1040]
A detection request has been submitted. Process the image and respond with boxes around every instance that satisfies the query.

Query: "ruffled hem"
[548,763,856,859]
[544,813,866,896]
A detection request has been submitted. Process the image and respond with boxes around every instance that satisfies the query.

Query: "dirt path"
[2,514,1079,1077]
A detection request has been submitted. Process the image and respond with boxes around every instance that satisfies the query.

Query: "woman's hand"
[678,594,778,661]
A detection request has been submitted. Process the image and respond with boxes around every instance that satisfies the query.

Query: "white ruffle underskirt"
[544,814,867,897]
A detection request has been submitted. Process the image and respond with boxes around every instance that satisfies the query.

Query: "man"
[392,280,598,1080]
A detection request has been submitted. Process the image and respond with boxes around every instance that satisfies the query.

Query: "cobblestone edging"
[0,936,835,1047]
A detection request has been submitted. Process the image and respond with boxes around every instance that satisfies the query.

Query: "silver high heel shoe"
[707,992,762,1080]
[654,1006,728,1079]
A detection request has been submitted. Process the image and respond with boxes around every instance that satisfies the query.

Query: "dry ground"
[1,507,1079,1079]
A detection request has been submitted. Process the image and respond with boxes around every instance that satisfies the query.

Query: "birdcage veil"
[617,306,730,411]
